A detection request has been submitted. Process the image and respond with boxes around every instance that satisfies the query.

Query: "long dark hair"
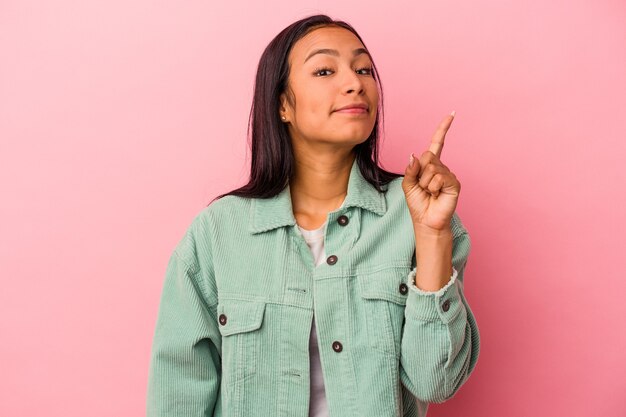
[210,14,402,205]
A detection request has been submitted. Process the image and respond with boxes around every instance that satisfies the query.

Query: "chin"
[334,133,372,145]
[339,127,374,141]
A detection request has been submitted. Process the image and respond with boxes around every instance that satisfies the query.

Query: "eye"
[312,66,375,77]
[356,66,374,76]
[313,66,334,76]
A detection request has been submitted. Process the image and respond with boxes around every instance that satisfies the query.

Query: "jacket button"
[326,255,338,265]
[442,300,451,312]
[337,215,349,226]
[218,314,227,325]
[399,283,408,295]
[332,341,343,352]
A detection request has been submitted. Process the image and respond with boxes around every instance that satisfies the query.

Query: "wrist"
[413,220,452,235]
[413,224,454,290]
[414,224,453,248]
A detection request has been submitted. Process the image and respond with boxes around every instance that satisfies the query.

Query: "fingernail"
[450,110,456,117]
[409,153,415,168]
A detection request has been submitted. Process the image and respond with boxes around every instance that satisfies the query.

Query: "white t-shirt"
[297,198,348,417]
[297,219,330,417]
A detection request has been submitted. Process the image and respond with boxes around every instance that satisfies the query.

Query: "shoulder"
[384,176,408,210]
[173,194,252,269]
[187,194,252,232]
[195,194,252,228]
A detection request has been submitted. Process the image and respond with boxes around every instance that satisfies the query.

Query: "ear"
[279,92,290,121]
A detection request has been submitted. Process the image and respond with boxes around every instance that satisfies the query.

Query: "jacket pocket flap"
[358,268,408,306]
[217,299,266,336]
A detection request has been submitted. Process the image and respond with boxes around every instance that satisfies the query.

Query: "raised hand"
[401,111,461,232]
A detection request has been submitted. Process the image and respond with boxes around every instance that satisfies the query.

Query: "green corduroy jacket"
[146,157,480,417]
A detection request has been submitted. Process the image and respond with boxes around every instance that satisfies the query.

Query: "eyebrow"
[304,47,371,63]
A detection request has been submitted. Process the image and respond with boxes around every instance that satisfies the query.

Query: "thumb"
[402,152,421,191]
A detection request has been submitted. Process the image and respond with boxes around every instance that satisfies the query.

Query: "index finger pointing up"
[428,110,455,158]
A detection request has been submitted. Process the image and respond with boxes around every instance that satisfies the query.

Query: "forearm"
[413,225,454,291]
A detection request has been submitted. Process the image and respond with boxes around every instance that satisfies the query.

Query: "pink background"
[2,1,625,416]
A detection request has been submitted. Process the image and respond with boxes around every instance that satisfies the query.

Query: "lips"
[335,103,369,112]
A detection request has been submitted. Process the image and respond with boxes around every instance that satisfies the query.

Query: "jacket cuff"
[404,266,463,323]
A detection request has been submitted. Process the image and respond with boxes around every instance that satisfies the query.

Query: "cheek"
[293,86,330,115]
[368,82,380,107]
[298,97,332,125]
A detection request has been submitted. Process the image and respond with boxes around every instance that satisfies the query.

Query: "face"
[279,26,379,148]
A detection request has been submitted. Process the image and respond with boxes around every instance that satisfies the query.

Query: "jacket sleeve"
[146,217,221,416]
[399,212,480,403]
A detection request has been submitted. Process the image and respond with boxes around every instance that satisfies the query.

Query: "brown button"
[442,300,451,312]
[332,341,343,352]
[218,314,227,325]
[326,255,338,265]
[337,215,349,226]
[399,283,408,295]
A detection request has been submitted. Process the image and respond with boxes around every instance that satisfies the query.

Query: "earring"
[281,116,287,121]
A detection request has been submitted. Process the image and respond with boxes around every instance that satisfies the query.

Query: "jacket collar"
[249,157,387,234]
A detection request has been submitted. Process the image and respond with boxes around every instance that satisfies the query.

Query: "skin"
[402,114,459,290]
[279,26,378,230]
[280,26,460,290]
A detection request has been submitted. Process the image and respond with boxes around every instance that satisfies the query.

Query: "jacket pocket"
[357,267,408,357]
[217,298,266,387]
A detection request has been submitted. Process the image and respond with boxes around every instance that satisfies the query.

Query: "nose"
[342,67,365,95]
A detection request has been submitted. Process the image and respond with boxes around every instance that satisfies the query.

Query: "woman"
[147,14,480,417]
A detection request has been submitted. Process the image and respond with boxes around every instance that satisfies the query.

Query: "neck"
[289,152,355,218]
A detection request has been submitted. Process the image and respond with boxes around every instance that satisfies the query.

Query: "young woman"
[147,14,480,417]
